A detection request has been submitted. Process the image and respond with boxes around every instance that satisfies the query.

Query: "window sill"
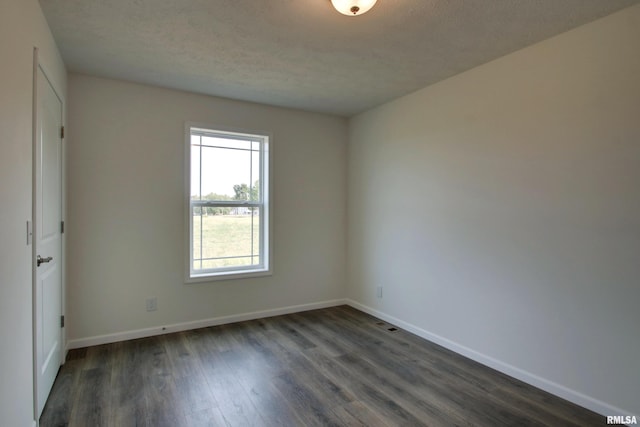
[185,268,272,284]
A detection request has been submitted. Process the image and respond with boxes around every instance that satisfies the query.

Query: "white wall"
[347,4,640,416]
[66,74,347,343]
[0,0,66,425]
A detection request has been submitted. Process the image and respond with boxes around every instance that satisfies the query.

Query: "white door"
[34,64,63,417]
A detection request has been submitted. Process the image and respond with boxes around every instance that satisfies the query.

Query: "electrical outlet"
[376,286,383,298]
[146,297,158,312]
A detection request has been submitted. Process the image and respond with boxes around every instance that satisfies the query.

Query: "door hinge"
[61,221,65,234]
[60,126,65,139]
[61,315,65,328]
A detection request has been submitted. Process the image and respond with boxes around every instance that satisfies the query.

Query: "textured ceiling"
[40,0,639,116]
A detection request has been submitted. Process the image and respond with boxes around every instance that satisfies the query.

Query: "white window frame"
[185,123,272,283]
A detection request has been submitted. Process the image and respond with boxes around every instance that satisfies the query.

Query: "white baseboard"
[345,299,634,418]
[67,299,347,349]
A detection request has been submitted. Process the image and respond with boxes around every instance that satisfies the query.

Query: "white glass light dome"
[331,0,378,16]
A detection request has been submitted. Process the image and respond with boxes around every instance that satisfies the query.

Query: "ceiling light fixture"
[331,0,378,16]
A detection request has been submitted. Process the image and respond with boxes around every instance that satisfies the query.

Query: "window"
[186,125,271,281]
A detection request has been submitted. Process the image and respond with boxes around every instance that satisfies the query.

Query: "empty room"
[1,0,639,426]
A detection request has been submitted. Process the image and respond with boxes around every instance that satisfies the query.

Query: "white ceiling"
[40,0,639,117]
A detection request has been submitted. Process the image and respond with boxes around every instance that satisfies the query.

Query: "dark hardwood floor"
[40,305,603,426]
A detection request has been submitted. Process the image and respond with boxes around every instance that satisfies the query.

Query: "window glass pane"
[200,144,252,200]
[192,206,203,270]
[250,148,261,202]
[193,211,260,270]
[190,137,201,200]
[252,207,261,265]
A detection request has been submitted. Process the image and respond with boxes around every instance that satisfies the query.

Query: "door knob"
[37,255,53,267]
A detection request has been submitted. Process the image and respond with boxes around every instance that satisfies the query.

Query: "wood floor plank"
[110,338,158,426]
[165,332,218,417]
[40,306,604,427]
[301,347,430,427]
[287,312,349,357]
[270,371,341,426]
[262,315,318,350]
[205,350,266,426]
[222,324,308,427]
[184,407,229,427]
[38,359,82,427]
[243,322,356,408]
[241,379,306,427]
[331,400,393,427]
[68,367,112,426]
[140,336,187,427]
[205,323,243,353]
[336,351,475,426]
[164,331,202,379]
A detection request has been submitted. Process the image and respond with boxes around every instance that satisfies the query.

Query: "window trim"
[184,122,272,283]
